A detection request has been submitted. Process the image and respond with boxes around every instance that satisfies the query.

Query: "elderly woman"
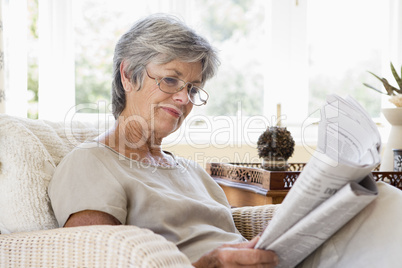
[49,14,278,267]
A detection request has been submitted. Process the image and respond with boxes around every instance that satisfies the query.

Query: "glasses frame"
[145,69,209,106]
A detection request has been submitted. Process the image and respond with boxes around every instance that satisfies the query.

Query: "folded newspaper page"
[255,95,381,268]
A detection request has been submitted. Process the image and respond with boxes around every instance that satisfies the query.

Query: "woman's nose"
[172,86,191,104]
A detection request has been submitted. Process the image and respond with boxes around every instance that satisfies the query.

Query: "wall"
[165,143,315,169]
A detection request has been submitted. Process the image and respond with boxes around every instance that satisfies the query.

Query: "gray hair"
[112,14,220,119]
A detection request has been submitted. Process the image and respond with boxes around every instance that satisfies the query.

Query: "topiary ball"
[257,126,295,160]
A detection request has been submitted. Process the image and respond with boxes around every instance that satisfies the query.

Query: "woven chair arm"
[0,225,192,267]
[231,204,280,240]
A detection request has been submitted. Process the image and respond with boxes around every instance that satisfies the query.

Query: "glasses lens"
[160,77,183,93]
[189,86,208,105]
[159,77,208,105]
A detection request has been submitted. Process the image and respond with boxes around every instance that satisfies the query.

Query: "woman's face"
[121,60,203,140]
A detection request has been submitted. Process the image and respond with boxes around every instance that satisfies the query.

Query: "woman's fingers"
[217,247,279,267]
[224,236,260,249]
[193,237,279,267]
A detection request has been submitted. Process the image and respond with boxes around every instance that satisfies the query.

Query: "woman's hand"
[192,236,279,268]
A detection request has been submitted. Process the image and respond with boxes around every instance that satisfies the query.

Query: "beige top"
[48,142,245,262]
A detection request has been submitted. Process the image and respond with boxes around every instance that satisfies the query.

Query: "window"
[27,0,38,119]
[4,0,402,145]
[307,0,387,118]
[72,0,266,119]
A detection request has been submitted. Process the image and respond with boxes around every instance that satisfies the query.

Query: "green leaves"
[362,83,386,95]
[391,62,402,93]
[364,62,402,96]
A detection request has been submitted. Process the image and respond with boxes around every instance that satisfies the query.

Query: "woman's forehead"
[149,60,203,81]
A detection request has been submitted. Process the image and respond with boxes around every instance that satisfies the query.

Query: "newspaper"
[255,95,381,268]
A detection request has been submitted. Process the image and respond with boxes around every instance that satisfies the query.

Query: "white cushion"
[0,114,105,234]
[298,182,402,267]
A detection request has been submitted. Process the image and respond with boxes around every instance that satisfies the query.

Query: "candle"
[277,103,281,126]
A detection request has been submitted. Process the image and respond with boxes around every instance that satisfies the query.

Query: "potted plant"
[257,126,295,171]
[363,62,402,171]
[363,62,402,107]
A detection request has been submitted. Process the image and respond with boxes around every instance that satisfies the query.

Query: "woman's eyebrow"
[164,69,183,77]
[166,69,202,84]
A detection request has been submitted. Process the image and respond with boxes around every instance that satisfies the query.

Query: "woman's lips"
[161,106,182,118]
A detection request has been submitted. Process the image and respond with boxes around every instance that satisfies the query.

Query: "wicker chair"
[0,114,279,267]
[0,206,277,267]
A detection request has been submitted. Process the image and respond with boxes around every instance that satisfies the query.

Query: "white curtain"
[0,1,5,114]
[1,0,28,117]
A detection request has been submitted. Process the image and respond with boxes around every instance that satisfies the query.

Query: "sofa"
[0,114,278,267]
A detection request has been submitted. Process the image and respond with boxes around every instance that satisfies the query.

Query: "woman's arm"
[64,210,121,227]
[65,211,278,267]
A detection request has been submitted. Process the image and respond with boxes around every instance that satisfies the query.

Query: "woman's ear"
[120,60,134,92]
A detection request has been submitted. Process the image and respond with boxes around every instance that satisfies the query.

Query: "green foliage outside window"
[200,0,265,116]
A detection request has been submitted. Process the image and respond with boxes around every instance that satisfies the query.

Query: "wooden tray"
[206,162,402,191]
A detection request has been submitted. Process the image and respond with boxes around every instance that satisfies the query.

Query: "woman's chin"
[154,123,181,139]
[159,117,183,133]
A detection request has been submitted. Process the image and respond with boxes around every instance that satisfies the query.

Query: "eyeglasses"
[146,70,209,106]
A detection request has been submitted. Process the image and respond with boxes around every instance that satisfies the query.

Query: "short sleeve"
[48,147,127,227]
